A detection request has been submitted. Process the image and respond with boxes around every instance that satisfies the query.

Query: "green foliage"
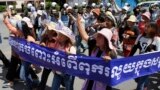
[45,2,52,10]
[0,5,6,12]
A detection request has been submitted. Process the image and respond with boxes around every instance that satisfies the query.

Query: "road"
[0,13,159,90]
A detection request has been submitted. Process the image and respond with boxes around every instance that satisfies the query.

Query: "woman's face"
[142,16,150,23]
[144,24,154,35]
[96,34,106,47]
[127,21,135,27]
[57,33,69,43]
[105,18,113,28]
[47,37,56,48]
[46,31,58,48]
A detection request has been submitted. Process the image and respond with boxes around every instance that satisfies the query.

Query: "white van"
[137,1,160,10]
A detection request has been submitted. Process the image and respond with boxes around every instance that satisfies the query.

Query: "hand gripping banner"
[9,36,160,86]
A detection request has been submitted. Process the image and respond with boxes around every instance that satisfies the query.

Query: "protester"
[105,11,119,48]
[121,15,139,57]
[19,17,39,90]
[77,14,117,90]
[34,10,43,39]
[138,11,151,34]
[38,22,58,90]
[2,1,160,90]
[61,3,69,26]
[3,9,22,87]
[51,26,76,90]
[129,23,160,90]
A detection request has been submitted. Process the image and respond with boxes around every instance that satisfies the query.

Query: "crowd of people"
[1,0,160,90]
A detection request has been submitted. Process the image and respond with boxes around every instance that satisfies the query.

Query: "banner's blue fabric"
[9,37,160,86]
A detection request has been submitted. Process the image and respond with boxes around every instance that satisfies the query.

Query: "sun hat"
[22,17,33,28]
[142,11,151,20]
[94,28,114,50]
[127,15,137,22]
[106,11,117,27]
[92,8,100,16]
[57,26,75,44]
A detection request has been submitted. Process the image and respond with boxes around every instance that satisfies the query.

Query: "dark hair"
[53,11,59,18]
[97,12,106,23]
[86,5,92,9]
[78,7,84,15]
[21,21,33,39]
[41,30,57,44]
[144,22,158,38]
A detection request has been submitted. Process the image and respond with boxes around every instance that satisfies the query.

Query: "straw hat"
[46,22,57,31]
[127,15,137,22]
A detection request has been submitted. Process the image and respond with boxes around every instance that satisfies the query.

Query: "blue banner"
[9,36,160,86]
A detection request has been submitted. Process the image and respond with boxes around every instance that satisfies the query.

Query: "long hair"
[21,21,33,39]
[41,30,57,44]
[143,22,158,38]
